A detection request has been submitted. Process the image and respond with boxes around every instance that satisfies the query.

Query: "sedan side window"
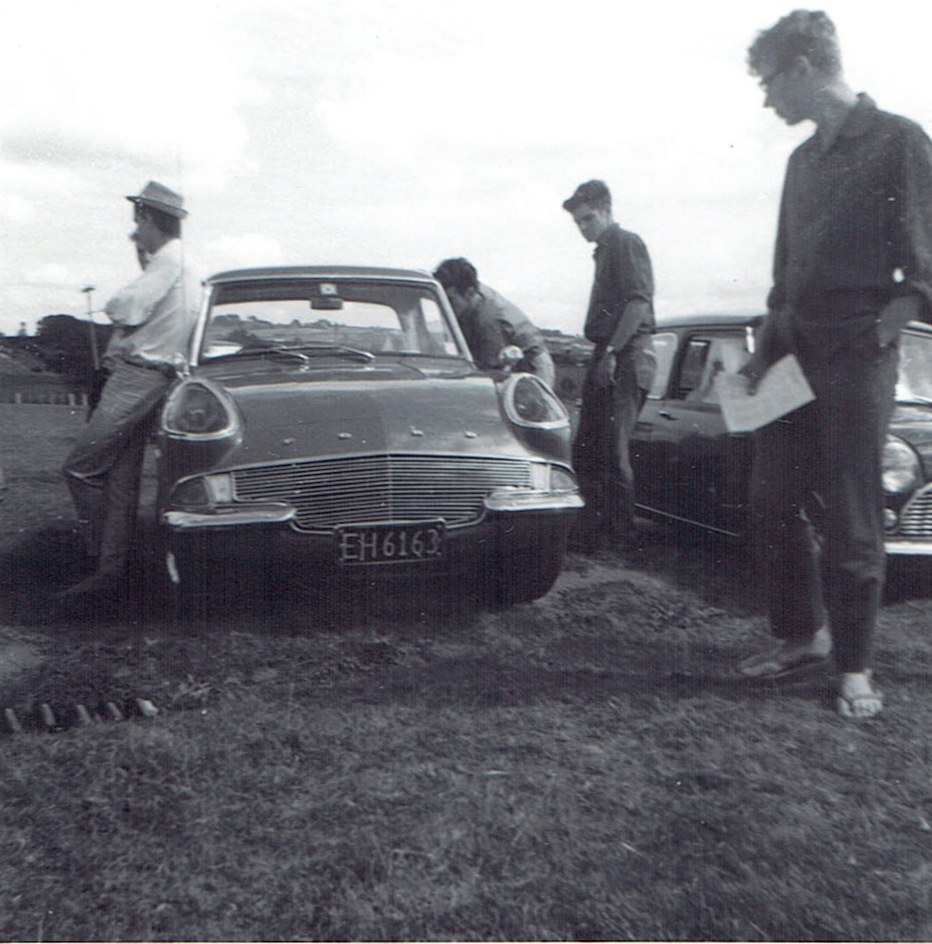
[675,340,711,400]
[675,333,752,404]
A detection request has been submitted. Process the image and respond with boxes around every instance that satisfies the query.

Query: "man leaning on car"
[60,181,200,602]
[738,10,932,719]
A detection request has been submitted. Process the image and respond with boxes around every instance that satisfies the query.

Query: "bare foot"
[837,670,883,719]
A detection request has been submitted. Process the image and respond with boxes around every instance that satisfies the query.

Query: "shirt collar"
[593,221,619,256]
[815,92,876,151]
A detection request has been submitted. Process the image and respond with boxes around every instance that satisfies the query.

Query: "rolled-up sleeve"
[895,123,932,322]
[615,233,654,309]
[104,249,180,327]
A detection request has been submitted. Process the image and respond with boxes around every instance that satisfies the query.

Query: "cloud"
[0,193,35,223]
[24,262,80,289]
[0,1,256,188]
[204,234,285,273]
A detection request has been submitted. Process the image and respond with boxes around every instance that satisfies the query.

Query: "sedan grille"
[231,453,534,532]
[897,483,932,540]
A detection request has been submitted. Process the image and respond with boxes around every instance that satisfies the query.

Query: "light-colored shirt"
[104,239,201,368]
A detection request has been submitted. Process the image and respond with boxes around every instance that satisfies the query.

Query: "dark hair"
[433,257,479,294]
[135,203,182,239]
[747,9,842,79]
[562,179,612,213]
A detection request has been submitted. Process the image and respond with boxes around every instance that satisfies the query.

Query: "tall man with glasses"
[738,10,932,717]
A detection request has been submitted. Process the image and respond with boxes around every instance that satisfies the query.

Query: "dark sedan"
[156,266,582,604]
[630,312,932,554]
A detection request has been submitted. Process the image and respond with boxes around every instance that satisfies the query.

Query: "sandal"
[737,648,828,680]
[837,684,884,720]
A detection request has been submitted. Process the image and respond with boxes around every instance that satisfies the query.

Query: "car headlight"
[882,435,921,494]
[503,374,569,428]
[163,379,239,439]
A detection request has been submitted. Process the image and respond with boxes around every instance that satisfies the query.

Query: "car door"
[630,329,679,513]
[634,327,755,534]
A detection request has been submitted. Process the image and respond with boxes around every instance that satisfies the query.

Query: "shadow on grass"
[0,520,492,636]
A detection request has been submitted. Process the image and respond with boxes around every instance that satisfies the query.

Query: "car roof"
[655,312,763,329]
[655,311,932,336]
[206,265,437,286]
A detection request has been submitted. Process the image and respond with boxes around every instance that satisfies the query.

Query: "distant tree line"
[1,314,112,394]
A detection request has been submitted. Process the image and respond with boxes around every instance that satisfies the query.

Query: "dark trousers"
[749,325,897,672]
[572,358,646,539]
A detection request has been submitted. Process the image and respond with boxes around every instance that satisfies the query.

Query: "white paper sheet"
[715,354,815,433]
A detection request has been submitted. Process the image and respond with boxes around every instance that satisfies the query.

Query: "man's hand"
[595,350,616,388]
[738,356,765,395]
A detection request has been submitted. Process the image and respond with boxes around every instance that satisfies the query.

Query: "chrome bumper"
[164,489,582,530]
[884,537,932,556]
[164,503,296,529]
[483,489,584,513]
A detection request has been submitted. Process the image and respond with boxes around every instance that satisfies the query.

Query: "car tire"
[492,534,566,607]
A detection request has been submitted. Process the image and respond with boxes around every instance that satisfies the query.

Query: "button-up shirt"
[768,94,932,356]
[584,222,656,389]
[584,223,655,343]
[104,239,201,368]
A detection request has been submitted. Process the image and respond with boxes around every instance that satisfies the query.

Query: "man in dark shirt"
[562,179,656,551]
[433,258,555,388]
[739,10,932,718]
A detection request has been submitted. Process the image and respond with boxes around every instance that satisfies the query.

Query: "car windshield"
[897,330,932,403]
[200,278,463,362]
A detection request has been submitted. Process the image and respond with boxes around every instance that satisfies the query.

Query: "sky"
[2,0,932,339]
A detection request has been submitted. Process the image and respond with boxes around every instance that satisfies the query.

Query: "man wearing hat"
[61,181,200,600]
[563,179,656,552]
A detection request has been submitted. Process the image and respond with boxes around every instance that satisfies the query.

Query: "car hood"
[193,365,534,464]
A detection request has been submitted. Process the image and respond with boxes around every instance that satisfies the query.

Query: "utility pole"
[81,285,99,370]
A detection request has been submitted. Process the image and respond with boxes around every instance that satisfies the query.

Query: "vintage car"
[156,266,582,604]
[630,312,932,554]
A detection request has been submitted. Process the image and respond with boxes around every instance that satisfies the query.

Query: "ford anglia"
[156,266,582,604]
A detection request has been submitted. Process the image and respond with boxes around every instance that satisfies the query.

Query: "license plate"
[336,521,445,564]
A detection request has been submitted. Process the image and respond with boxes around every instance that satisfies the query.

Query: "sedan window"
[201,281,462,361]
[647,332,678,399]
[672,333,751,404]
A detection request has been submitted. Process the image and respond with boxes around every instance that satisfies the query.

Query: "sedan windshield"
[897,330,932,403]
[200,279,463,362]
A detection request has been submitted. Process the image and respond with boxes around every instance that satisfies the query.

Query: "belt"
[120,355,177,377]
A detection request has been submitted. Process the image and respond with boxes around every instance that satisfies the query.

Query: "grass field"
[1,403,931,941]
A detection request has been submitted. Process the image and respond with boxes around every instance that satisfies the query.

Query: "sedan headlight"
[163,379,239,439]
[503,374,569,429]
[882,435,921,495]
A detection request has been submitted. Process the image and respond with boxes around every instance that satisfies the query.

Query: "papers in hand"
[715,354,815,433]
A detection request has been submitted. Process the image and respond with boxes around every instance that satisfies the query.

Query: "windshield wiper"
[265,343,375,362]
[204,343,375,364]
[897,395,932,406]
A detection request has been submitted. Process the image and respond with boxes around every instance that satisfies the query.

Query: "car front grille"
[231,453,534,532]
[897,483,932,540]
